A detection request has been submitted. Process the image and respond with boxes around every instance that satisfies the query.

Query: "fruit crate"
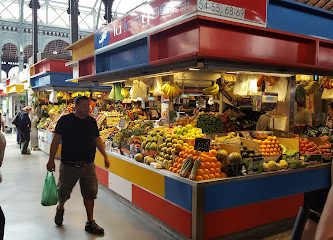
[321,156,333,163]
[304,154,321,162]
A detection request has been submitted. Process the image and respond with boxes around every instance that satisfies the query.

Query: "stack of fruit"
[263,160,288,172]
[172,124,204,141]
[319,142,333,158]
[141,130,164,154]
[258,136,282,157]
[169,148,226,181]
[299,138,320,155]
[155,136,184,170]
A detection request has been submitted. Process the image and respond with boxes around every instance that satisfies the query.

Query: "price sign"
[119,118,125,128]
[194,138,211,152]
[198,0,245,20]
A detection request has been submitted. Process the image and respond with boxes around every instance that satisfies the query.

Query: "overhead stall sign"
[197,0,267,26]
[95,0,197,50]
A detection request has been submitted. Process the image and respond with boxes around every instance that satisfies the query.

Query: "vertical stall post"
[288,76,296,134]
[192,183,205,240]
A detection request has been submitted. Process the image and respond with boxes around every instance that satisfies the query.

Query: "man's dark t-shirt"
[55,113,99,163]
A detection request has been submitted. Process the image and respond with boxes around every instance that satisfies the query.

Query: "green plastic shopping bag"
[41,171,59,206]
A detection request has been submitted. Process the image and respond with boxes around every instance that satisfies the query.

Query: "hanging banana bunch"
[161,82,181,98]
[202,81,219,95]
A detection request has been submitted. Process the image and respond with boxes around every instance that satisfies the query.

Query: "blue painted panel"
[30,72,75,88]
[165,177,192,212]
[205,167,330,212]
[95,38,149,74]
[268,0,333,40]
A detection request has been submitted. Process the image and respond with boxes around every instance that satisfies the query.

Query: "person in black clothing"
[46,96,110,235]
[12,106,32,154]
[0,112,6,240]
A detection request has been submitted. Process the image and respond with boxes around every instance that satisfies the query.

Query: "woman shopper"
[0,112,7,240]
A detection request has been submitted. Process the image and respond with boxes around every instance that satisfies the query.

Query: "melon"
[227,152,242,164]
[217,149,228,163]
[134,153,143,162]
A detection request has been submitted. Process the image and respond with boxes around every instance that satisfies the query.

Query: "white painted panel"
[108,172,132,202]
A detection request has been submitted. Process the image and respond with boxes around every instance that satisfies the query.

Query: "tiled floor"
[0,133,294,240]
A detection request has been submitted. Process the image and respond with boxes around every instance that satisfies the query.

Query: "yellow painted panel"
[6,84,24,94]
[72,41,94,61]
[30,66,35,77]
[95,151,165,197]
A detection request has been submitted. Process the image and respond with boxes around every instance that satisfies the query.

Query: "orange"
[179,152,184,158]
[185,149,190,154]
[182,158,187,163]
[189,149,195,155]
[209,149,218,157]
[221,172,227,178]
[216,162,222,168]
[204,169,210,174]
[275,144,279,148]
[177,164,182,169]
[195,176,203,181]
[209,174,215,179]
[211,162,217,168]
[193,156,199,161]
[169,167,173,172]
[172,169,177,173]
[215,168,221,173]
[197,169,204,176]
[215,173,221,178]
[194,150,201,156]
[189,146,194,150]
[210,168,216,173]
[205,162,211,169]
[183,154,189,159]
[203,174,210,180]
[211,157,218,162]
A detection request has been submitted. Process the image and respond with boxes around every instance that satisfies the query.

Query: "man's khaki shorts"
[57,162,98,204]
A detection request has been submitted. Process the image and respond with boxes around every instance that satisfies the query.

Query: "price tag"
[194,138,211,152]
[198,0,245,20]
[119,118,125,128]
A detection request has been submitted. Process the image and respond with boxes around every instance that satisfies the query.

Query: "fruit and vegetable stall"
[44,0,333,239]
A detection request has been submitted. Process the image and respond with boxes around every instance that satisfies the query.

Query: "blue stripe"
[268,0,333,40]
[165,177,192,211]
[205,167,330,212]
[30,72,74,88]
[95,38,149,74]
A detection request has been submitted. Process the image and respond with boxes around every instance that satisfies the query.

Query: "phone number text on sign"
[198,0,245,20]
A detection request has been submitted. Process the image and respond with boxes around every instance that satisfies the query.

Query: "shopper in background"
[12,106,32,154]
[46,96,110,235]
[294,101,312,127]
[321,102,333,142]
[30,107,40,151]
[0,112,6,240]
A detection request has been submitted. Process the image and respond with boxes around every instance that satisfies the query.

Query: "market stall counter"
[94,150,330,240]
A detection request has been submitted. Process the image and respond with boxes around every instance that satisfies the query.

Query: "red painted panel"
[132,185,192,238]
[205,194,304,240]
[95,166,108,187]
[34,59,72,75]
[199,23,317,66]
[150,24,199,62]
[79,57,95,77]
[318,43,333,69]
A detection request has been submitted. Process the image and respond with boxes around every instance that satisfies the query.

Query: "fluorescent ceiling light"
[189,68,200,71]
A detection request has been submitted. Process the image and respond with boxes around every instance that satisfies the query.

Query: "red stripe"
[95,166,108,187]
[132,185,191,238]
[205,194,304,239]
